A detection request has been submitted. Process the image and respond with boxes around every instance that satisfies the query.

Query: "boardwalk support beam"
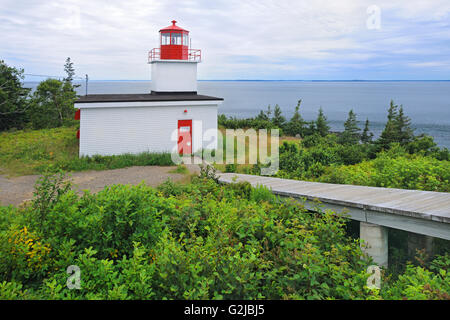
[360,222,389,267]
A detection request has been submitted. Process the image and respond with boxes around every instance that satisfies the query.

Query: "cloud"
[1,0,449,80]
[408,61,450,68]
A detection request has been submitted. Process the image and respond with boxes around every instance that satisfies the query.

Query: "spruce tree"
[378,100,399,149]
[272,104,286,129]
[64,57,75,83]
[63,57,80,89]
[361,118,374,144]
[395,105,414,144]
[340,109,360,144]
[315,107,330,137]
[285,99,305,136]
[378,100,415,149]
[256,109,269,121]
[266,105,272,119]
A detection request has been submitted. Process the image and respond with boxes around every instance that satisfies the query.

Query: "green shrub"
[228,181,252,199]
[0,171,448,300]
[225,163,237,173]
[250,184,277,204]
[382,254,450,300]
[316,152,450,192]
[0,172,383,300]
[169,164,189,174]
[0,281,29,300]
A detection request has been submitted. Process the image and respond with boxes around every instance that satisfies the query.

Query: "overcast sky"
[1,0,450,80]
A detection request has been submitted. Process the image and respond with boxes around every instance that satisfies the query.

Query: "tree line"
[219,98,448,158]
[0,58,78,131]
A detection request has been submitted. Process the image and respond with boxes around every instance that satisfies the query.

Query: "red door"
[178,119,192,155]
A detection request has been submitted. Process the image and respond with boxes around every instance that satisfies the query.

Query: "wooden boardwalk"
[218,173,450,240]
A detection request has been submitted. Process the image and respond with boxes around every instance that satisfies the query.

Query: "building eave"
[75,93,223,104]
[75,99,223,109]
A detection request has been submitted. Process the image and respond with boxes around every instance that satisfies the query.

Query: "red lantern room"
[149,20,201,62]
[160,20,188,60]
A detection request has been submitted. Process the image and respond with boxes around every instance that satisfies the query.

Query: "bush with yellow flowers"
[1,225,51,282]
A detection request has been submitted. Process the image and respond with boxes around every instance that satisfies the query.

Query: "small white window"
[161,33,170,45]
[180,126,190,132]
[183,34,189,46]
[171,33,181,45]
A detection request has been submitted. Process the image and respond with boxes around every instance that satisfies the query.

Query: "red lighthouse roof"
[149,20,201,62]
[159,20,189,33]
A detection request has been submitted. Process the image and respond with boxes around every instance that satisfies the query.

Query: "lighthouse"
[74,20,223,157]
[149,20,201,94]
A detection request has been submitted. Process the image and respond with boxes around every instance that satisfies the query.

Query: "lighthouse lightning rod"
[85,74,88,96]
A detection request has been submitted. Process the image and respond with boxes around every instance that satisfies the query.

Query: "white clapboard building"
[74,20,223,157]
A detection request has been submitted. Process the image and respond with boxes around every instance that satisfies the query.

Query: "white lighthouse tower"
[75,20,223,157]
[149,20,201,94]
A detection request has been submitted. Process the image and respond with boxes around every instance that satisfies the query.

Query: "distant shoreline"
[24,79,450,83]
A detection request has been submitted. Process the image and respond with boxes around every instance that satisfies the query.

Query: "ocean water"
[24,80,450,148]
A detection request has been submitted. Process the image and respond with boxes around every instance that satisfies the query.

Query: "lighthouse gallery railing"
[148,48,202,62]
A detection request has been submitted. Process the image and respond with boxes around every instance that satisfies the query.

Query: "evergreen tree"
[64,57,75,83]
[361,118,374,144]
[340,109,360,144]
[63,57,80,89]
[256,109,269,121]
[266,105,272,119]
[395,105,414,144]
[378,100,415,149]
[315,107,330,137]
[272,104,286,129]
[285,99,305,136]
[378,100,399,149]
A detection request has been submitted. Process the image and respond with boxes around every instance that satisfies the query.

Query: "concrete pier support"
[408,233,434,258]
[360,222,389,267]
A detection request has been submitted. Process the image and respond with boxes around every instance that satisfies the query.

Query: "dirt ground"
[0,164,201,207]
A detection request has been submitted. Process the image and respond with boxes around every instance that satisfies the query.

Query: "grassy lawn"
[0,126,174,176]
[0,126,299,177]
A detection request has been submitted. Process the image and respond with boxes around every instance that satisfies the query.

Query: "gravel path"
[0,164,201,207]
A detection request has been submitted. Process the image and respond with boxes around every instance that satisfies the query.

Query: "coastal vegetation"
[0,59,79,131]
[1,60,449,300]
[0,169,448,299]
[0,126,173,176]
[218,99,450,193]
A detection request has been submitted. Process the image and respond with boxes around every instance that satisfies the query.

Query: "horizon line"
[24,79,450,82]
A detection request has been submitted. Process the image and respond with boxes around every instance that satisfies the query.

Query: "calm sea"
[24,80,450,148]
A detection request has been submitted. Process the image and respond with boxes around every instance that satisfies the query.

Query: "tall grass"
[0,126,174,176]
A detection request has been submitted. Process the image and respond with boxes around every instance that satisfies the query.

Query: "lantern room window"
[162,33,170,45]
[171,33,182,45]
[151,21,200,61]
